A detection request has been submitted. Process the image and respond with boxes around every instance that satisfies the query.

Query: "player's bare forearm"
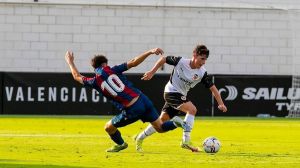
[127,50,151,68]
[68,63,83,84]
[214,92,224,106]
[210,85,227,112]
[150,56,166,73]
[127,48,164,69]
[65,51,84,84]
[141,56,166,80]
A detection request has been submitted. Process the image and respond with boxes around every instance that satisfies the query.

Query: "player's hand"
[65,51,74,64]
[141,71,154,80]
[218,104,227,112]
[150,48,164,55]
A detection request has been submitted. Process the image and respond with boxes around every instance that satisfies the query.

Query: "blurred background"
[0,0,300,117]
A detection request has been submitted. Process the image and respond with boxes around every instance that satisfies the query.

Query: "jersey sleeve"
[82,76,96,87]
[200,72,214,88]
[111,63,128,73]
[166,56,182,66]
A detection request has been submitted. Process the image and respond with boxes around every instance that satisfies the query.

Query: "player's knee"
[104,122,114,133]
[154,127,164,133]
[152,125,164,133]
[150,118,164,133]
[160,113,170,122]
[188,107,197,115]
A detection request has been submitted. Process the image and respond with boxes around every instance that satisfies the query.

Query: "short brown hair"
[194,44,209,58]
[91,55,108,69]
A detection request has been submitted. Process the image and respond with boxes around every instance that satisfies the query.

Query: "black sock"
[161,121,177,131]
[109,130,124,145]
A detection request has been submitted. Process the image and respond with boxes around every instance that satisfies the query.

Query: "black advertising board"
[214,75,292,117]
[0,72,296,116]
[0,72,2,114]
[3,72,113,115]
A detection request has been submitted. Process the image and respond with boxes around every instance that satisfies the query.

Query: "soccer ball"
[202,136,221,153]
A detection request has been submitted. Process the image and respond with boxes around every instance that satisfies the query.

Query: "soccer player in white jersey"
[135,44,227,152]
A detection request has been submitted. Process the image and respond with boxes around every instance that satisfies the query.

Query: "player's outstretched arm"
[209,85,227,112]
[127,48,163,69]
[141,56,166,80]
[65,51,84,84]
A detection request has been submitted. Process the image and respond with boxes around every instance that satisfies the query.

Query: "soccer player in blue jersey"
[65,48,187,152]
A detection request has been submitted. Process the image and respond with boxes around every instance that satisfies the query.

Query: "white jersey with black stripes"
[164,56,211,96]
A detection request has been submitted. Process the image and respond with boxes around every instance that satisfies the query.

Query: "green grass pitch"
[0,115,300,168]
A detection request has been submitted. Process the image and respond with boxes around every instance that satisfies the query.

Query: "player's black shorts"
[161,92,189,118]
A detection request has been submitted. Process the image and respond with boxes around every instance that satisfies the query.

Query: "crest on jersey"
[192,74,199,80]
[181,96,186,101]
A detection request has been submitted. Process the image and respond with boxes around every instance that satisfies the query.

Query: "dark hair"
[91,55,108,69]
[194,44,209,58]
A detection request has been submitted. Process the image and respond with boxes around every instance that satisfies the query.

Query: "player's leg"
[150,116,180,133]
[177,101,199,152]
[135,94,185,151]
[104,121,128,152]
[136,112,170,140]
[139,93,188,133]
[178,101,197,142]
[140,94,181,133]
[104,120,128,152]
[135,102,180,142]
[134,112,170,152]
[136,113,190,152]
[105,111,139,152]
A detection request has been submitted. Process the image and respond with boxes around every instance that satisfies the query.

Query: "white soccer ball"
[202,136,221,153]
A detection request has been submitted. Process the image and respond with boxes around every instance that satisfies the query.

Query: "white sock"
[183,114,195,142]
[137,124,157,140]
